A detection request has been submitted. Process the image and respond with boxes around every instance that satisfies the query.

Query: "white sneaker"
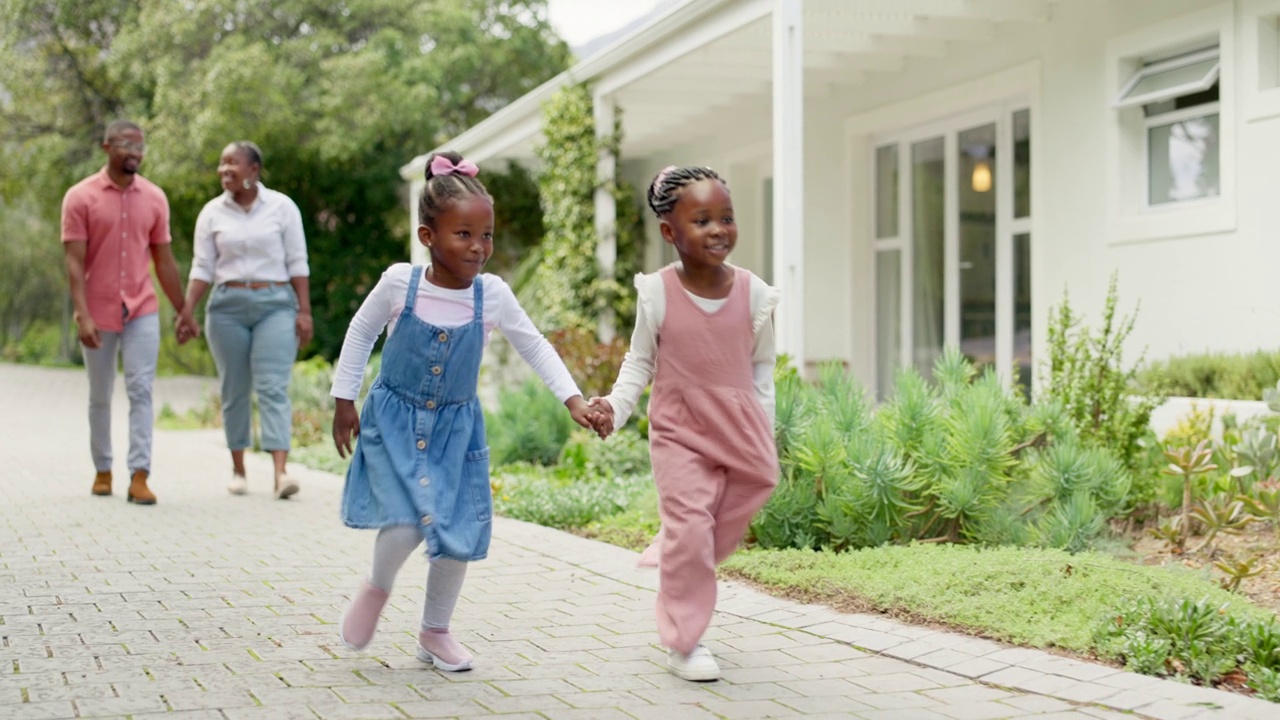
[227,474,248,495]
[274,474,299,500]
[667,645,719,681]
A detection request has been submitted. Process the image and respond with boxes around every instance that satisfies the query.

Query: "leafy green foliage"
[484,377,576,467]
[1042,275,1163,479]
[724,544,1273,652]
[1095,595,1280,690]
[519,82,642,337]
[753,352,1134,553]
[545,327,629,399]
[0,0,571,361]
[492,467,652,529]
[557,427,651,480]
[1138,349,1280,400]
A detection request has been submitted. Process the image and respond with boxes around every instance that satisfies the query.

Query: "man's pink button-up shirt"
[61,168,171,332]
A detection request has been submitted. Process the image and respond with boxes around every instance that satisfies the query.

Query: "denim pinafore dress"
[340,266,492,561]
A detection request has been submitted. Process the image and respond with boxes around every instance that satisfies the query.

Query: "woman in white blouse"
[176,141,312,499]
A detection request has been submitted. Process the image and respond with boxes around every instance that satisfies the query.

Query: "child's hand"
[333,399,361,459]
[565,395,596,433]
[587,397,615,440]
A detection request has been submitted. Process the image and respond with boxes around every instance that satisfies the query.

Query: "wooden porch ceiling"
[615,0,1059,156]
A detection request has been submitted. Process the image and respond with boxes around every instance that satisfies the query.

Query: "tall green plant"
[1042,275,1163,485]
[520,83,641,337]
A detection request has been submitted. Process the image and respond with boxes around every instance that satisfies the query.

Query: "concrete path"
[1,363,1274,720]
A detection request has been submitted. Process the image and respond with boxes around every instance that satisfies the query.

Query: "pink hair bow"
[430,155,479,177]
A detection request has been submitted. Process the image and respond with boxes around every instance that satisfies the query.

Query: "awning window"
[1115,46,1220,109]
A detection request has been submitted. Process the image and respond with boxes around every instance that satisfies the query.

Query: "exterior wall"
[833,0,1280,392]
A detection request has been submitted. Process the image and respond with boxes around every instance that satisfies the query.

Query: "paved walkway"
[1,363,1275,720]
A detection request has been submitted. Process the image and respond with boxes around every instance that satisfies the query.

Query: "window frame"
[1105,4,1235,244]
[1242,0,1280,121]
[1115,46,1221,109]
[1142,99,1222,207]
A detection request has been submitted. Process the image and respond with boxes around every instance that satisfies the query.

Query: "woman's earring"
[242,178,252,190]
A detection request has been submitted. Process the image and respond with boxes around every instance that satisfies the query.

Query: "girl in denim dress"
[329,152,596,670]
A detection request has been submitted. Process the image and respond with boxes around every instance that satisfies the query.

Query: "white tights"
[370,525,468,630]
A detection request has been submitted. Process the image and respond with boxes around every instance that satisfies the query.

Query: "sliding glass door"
[873,103,1032,398]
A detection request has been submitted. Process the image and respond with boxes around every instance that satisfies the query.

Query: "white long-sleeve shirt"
[604,263,780,427]
[330,264,582,403]
[189,183,309,284]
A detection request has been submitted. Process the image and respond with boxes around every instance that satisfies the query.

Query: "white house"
[402,0,1280,400]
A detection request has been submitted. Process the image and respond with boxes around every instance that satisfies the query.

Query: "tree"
[0,0,571,361]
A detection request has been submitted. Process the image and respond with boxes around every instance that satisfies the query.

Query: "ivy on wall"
[515,82,641,338]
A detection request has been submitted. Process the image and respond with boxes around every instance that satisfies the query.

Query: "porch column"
[594,93,618,343]
[772,0,805,370]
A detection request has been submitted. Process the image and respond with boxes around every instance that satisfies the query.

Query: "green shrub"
[755,350,1134,553]
[289,355,336,448]
[492,467,651,529]
[578,484,661,552]
[485,377,576,467]
[558,427,650,479]
[1095,595,1280,689]
[1042,274,1163,475]
[1139,350,1280,400]
[0,320,71,366]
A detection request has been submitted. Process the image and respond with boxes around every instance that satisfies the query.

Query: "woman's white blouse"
[330,264,582,403]
[603,263,780,428]
[189,183,309,285]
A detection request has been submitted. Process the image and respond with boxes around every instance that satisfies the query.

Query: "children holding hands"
[589,165,780,681]
[331,157,777,682]
[331,152,595,670]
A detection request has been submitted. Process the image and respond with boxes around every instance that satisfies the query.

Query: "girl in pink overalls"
[591,165,779,682]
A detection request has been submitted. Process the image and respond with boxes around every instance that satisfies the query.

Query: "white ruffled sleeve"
[749,273,780,426]
[602,271,665,426]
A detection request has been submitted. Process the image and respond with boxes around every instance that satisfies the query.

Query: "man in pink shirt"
[62,120,186,505]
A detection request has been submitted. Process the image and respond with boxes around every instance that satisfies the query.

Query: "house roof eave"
[399,0,738,180]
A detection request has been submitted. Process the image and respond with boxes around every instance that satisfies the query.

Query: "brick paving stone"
[5,365,1274,720]
[541,708,638,720]
[3,702,79,720]
[932,701,1029,720]
[855,708,957,720]
[775,694,874,714]
[621,704,723,720]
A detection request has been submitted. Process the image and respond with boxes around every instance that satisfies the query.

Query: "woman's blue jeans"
[205,284,297,452]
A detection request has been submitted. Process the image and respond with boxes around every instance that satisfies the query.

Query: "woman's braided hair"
[646,165,726,218]
[418,151,490,229]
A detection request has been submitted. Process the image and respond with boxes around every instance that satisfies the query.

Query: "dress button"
[426,400,436,409]
[419,477,429,487]
[438,332,448,342]
[416,439,426,450]
[421,515,432,525]
[431,366,442,375]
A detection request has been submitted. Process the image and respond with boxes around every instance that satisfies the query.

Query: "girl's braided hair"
[418,151,490,229]
[646,165,726,218]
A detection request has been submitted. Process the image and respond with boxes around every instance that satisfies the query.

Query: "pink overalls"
[646,265,779,654]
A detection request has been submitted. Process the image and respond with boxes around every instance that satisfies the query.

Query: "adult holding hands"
[177,141,312,499]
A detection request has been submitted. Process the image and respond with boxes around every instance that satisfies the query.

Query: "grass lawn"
[721,543,1276,652]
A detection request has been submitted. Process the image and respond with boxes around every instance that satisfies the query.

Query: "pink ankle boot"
[339,580,389,650]
[416,628,473,672]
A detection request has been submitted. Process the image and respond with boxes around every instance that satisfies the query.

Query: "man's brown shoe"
[127,470,157,505]
[91,471,112,496]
